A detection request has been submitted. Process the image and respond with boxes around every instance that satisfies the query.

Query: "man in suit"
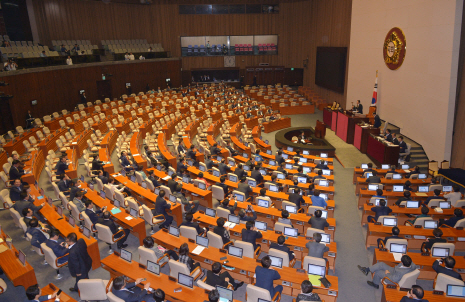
[398,136,407,153]
[442,208,465,227]
[69,180,85,201]
[313,169,326,183]
[296,166,311,183]
[120,151,134,172]
[367,170,381,184]
[27,218,49,248]
[275,151,285,165]
[211,143,221,156]
[154,190,172,229]
[91,154,105,172]
[315,160,329,170]
[147,170,161,188]
[305,233,329,259]
[241,221,262,251]
[251,166,264,185]
[219,198,237,214]
[432,256,463,281]
[422,228,447,251]
[146,151,158,167]
[174,184,199,214]
[9,160,25,185]
[215,176,229,197]
[97,170,108,185]
[255,256,283,297]
[67,232,93,291]
[180,213,205,235]
[270,235,295,261]
[57,174,71,195]
[22,208,34,229]
[10,178,23,201]
[277,162,288,178]
[176,158,188,174]
[238,207,257,223]
[25,285,59,302]
[400,285,428,302]
[308,210,329,230]
[186,145,196,159]
[55,157,69,176]
[377,226,401,248]
[367,199,392,222]
[373,111,381,128]
[72,191,86,212]
[237,177,253,201]
[395,191,412,206]
[310,189,327,209]
[289,188,304,209]
[14,191,45,218]
[96,211,129,249]
[167,173,178,194]
[218,159,231,176]
[111,275,152,302]
[352,100,363,114]
[177,140,187,156]
[385,129,393,142]
[213,217,231,244]
[234,163,246,180]
[206,262,243,290]
[84,200,106,225]
[358,255,419,289]
[392,133,399,145]
[278,210,292,226]
[46,229,69,264]
[205,155,214,171]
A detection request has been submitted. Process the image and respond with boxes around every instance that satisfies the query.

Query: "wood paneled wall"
[31,0,351,105]
[0,59,181,132]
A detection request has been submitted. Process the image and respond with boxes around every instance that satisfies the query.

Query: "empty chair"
[381,238,408,251]
[77,279,111,302]
[168,259,201,280]
[381,269,420,288]
[234,240,260,259]
[207,231,231,249]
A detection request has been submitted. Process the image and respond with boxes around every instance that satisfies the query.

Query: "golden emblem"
[383,27,406,70]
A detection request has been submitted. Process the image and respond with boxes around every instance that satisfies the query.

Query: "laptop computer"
[228,245,243,258]
[257,198,270,208]
[254,221,267,231]
[432,247,450,257]
[285,204,297,214]
[283,227,298,238]
[447,285,465,297]
[406,200,419,208]
[269,255,283,269]
[390,243,407,254]
[205,207,216,217]
[424,220,438,229]
[217,286,233,302]
[383,217,397,226]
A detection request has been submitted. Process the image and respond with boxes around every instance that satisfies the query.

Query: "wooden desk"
[153,231,339,301]
[323,108,332,127]
[382,284,465,302]
[274,104,315,115]
[358,189,433,208]
[367,135,400,166]
[355,177,431,195]
[263,117,291,133]
[130,132,146,170]
[335,112,369,144]
[354,124,380,154]
[37,128,68,160]
[331,111,338,132]
[0,228,37,290]
[3,128,39,155]
[41,283,77,302]
[158,133,176,169]
[353,167,408,184]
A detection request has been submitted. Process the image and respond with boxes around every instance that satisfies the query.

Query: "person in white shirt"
[124,52,130,60]
[148,47,153,52]
[66,56,73,65]
[129,52,135,60]
[139,55,145,60]
[4,59,17,71]
[444,185,462,206]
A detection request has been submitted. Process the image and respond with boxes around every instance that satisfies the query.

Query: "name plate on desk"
[433,290,444,295]
[282,281,291,287]
[188,238,195,243]
[374,222,381,225]
[399,205,405,208]
[113,251,121,257]
[399,288,410,292]
[457,227,464,230]
[168,276,177,282]
[328,252,336,257]
[296,269,306,274]
[414,225,422,228]
[139,263,146,269]
[421,252,430,256]
[386,284,397,289]
[219,249,227,254]
[275,231,282,234]
[296,221,304,225]
[328,290,337,296]
[379,248,387,252]
[404,235,412,239]
[234,232,240,236]
[266,215,272,218]
[328,226,335,231]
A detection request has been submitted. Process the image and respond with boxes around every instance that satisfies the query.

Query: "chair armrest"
[380,241,386,248]
[440,224,452,228]
[369,217,377,223]
[3,201,10,209]
[254,245,261,258]
[405,221,413,226]
[272,291,281,302]
[190,265,202,280]
[381,276,399,287]
[106,277,114,293]
[290,258,297,268]
[55,253,69,267]
[222,241,233,249]
[157,252,170,268]
[297,208,304,213]
[112,229,125,242]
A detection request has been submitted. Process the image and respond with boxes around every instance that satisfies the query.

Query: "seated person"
[72,191,86,212]
[176,158,187,174]
[444,185,462,206]
[215,175,229,197]
[25,285,59,302]
[367,170,381,184]
[208,290,220,302]
[57,174,71,195]
[97,211,130,249]
[289,187,304,209]
[119,151,135,172]
[27,218,49,248]
[69,180,85,201]
[278,210,292,226]
[406,166,420,179]
[315,161,329,170]
[46,229,69,264]
[196,172,211,188]
[205,262,244,290]
[174,184,199,214]
[179,243,201,272]
[152,289,168,302]
[387,165,396,174]
[136,165,147,181]
[142,236,178,262]
[403,180,414,192]
[310,189,327,209]
[167,173,178,193]
[147,170,161,188]
[441,208,465,227]
[421,228,447,252]
[180,213,206,235]
[237,177,253,200]
[255,256,283,298]
[218,197,237,214]
[241,221,262,251]
[234,163,245,179]
[358,255,418,289]
[400,285,428,302]
[407,206,430,225]
[250,165,264,184]
[433,256,462,281]
[374,188,384,198]
[305,233,329,259]
[367,199,392,223]
[154,190,172,229]
[270,235,295,261]
[296,280,322,302]
[97,170,108,185]
[377,226,400,248]
[308,209,329,230]
[363,163,374,174]
[213,217,231,244]
[111,276,152,301]
[84,200,106,225]
[423,189,444,206]
[395,191,411,206]
[238,206,257,222]
[313,170,326,183]
[277,162,289,177]
[296,166,311,183]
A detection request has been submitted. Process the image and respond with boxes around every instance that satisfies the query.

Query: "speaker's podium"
[336,111,369,144]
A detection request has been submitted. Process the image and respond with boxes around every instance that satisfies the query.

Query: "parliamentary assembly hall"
[0,0,464,302]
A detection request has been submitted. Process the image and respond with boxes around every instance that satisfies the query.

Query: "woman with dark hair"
[178,243,200,272]
[142,236,178,265]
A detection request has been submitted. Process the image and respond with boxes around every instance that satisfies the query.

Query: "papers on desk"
[191,246,205,255]
[105,161,111,164]
[413,235,426,240]
[285,159,292,163]
[125,216,133,221]
[415,193,428,197]
[113,173,121,177]
[308,274,321,287]
[403,169,410,173]
[224,222,236,229]
[72,142,77,145]
[162,176,171,181]
[110,208,122,215]
[133,154,139,157]
[434,208,443,213]
[37,196,44,200]
[0,245,8,254]
[392,253,403,262]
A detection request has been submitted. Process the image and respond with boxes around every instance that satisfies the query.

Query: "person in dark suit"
[147,170,161,188]
[69,180,85,201]
[55,157,69,176]
[206,262,244,290]
[255,256,283,297]
[186,145,196,159]
[120,151,135,172]
[398,136,407,153]
[312,170,326,183]
[57,174,71,195]
[385,129,393,142]
[9,160,25,185]
[352,100,363,114]
[154,190,172,229]
[376,226,401,248]
[174,184,199,214]
[305,233,329,259]
[97,170,108,185]
[46,229,69,264]
[84,200,106,225]
[395,191,412,206]
[213,217,231,244]
[91,154,105,172]
[180,213,205,235]
[278,210,292,226]
[399,285,428,302]
[442,208,465,227]
[237,177,253,201]
[177,140,187,155]
[218,159,231,176]
[219,198,237,214]
[14,191,45,218]
[392,133,399,145]
[234,163,245,180]
[251,166,264,185]
[241,221,262,251]
[66,232,92,292]
[205,155,214,171]
[111,276,152,302]
[146,151,158,167]
[27,218,49,248]
[367,170,381,184]
[275,151,285,165]
[270,235,295,261]
[96,211,129,249]
[25,285,59,302]
[422,228,447,252]
[373,112,381,128]
[167,173,178,194]
[433,256,463,281]
[215,176,229,197]
[10,178,23,201]
[308,210,329,230]
[367,199,392,222]
[289,188,304,209]
[176,158,188,174]
[211,143,221,156]
[315,160,329,170]
[22,208,34,229]
[277,162,288,178]
[238,207,257,222]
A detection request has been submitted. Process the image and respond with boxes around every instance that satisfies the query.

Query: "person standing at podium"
[352,100,363,114]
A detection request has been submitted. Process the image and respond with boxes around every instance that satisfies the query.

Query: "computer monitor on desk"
[196,235,209,247]
[178,273,194,288]
[169,226,180,237]
[383,217,397,226]
[228,245,243,258]
[233,193,244,202]
[432,247,450,257]
[257,198,270,208]
[100,190,106,199]
[284,227,298,238]
[255,221,267,231]
[169,194,177,203]
[418,186,428,193]
[130,175,136,183]
[361,164,368,169]
[213,170,220,177]
[18,249,26,266]
[248,179,256,187]
[285,204,297,214]
[228,214,240,224]
[320,153,328,158]
[381,164,390,169]
[320,233,330,244]
[368,184,378,191]
[147,260,160,275]
[390,243,407,254]
[269,255,283,269]
[406,201,419,208]
[120,248,132,262]
[205,207,216,217]
[392,174,402,179]
[297,176,307,184]
[268,184,278,192]
[307,263,326,277]
[217,286,233,302]
[447,285,465,297]
[198,182,206,190]
[141,181,147,189]
[423,220,438,229]
[393,185,403,192]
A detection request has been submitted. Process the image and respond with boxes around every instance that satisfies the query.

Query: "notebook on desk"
[415,193,428,197]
